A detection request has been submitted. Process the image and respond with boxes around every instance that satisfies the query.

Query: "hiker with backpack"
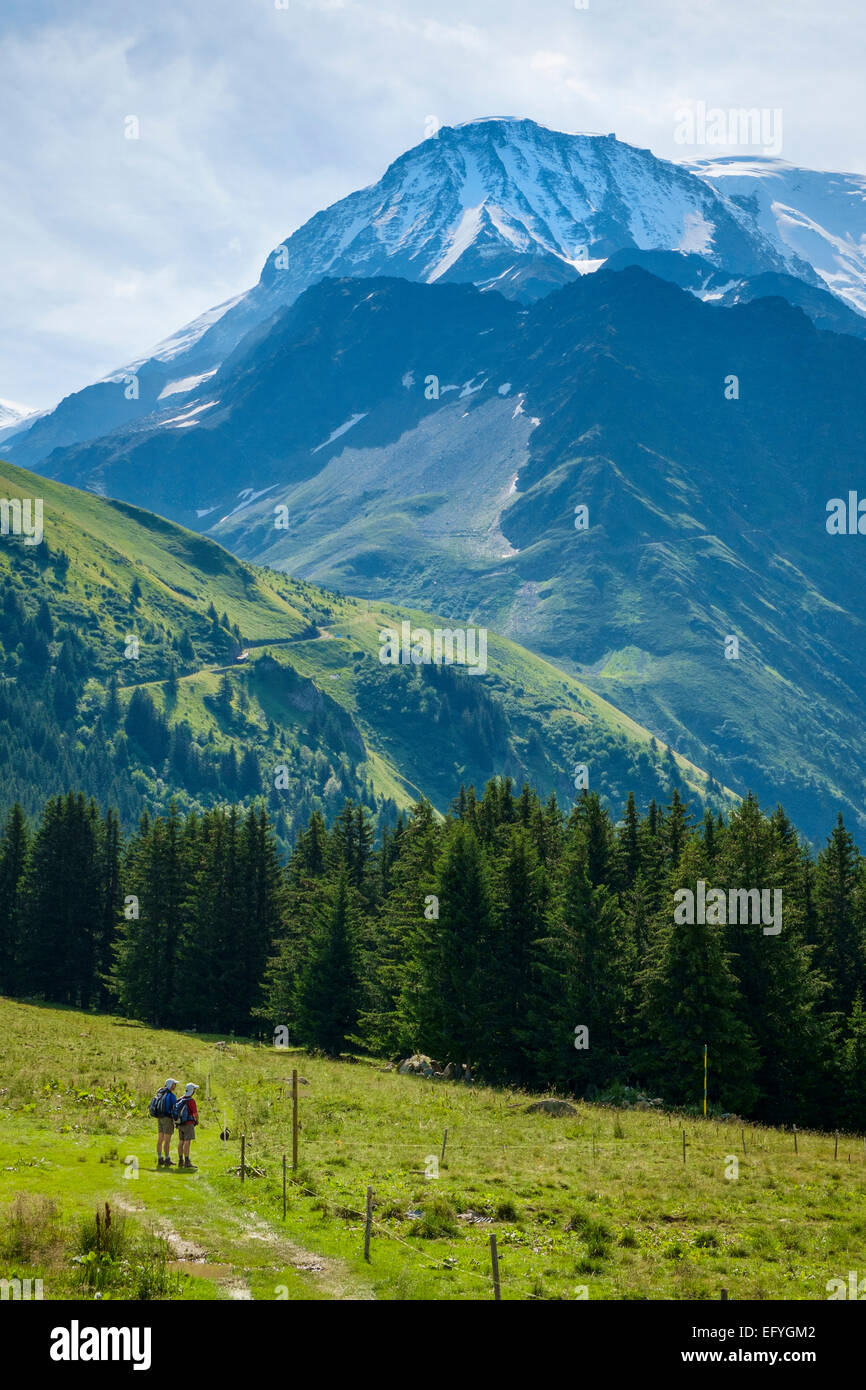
[149,1078,178,1168]
[174,1083,199,1170]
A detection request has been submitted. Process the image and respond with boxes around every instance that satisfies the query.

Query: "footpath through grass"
[1,998,864,1301]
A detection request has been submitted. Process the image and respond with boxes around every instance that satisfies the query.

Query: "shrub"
[0,1193,64,1263]
[565,1208,613,1258]
[416,1195,459,1239]
[495,1198,520,1222]
[694,1230,720,1249]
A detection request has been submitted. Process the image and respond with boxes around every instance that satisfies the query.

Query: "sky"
[1,0,863,408]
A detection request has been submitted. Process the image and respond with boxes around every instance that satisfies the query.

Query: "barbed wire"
[264,1171,545,1298]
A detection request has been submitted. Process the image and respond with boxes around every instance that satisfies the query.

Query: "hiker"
[174,1083,199,1170]
[150,1078,178,1168]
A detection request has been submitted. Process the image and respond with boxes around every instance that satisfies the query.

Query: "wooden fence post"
[490,1232,501,1301]
[292,1069,299,1172]
[364,1186,373,1262]
[682,1129,686,1164]
[441,1128,448,1166]
[793,1125,798,1154]
[240,1133,246,1182]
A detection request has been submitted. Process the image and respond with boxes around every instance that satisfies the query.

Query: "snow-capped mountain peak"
[0,398,35,427]
[684,154,866,315]
[6,118,865,470]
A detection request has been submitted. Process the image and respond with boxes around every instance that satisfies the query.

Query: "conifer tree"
[814,814,866,1014]
[174,808,244,1032]
[483,827,549,1084]
[638,840,760,1112]
[19,793,103,1007]
[356,799,440,1056]
[839,994,866,1131]
[294,872,360,1054]
[112,804,189,1026]
[419,821,492,1063]
[719,794,824,1121]
[532,826,631,1093]
[0,804,29,994]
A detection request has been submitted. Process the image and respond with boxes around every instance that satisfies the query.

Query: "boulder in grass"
[526,1098,577,1117]
[397,1054,440,1076]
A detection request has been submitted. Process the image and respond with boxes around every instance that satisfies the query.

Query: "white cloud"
[0,0,862,405]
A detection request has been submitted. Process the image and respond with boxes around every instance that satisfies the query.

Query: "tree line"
[0,782,865,1129]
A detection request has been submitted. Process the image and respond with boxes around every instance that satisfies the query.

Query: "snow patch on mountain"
[0,398,36,430]
[148,293,247,365]
[218,483,278,523]
[158,371,218,400]
[162,400,218,428]
[429,203,487,281]
[16,119,866,475]
[685,156,866,315]
[312,412,368,453]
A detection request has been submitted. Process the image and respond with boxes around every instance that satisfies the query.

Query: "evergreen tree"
[112,805,188,1027]
[638,840,760,1113]
[617,791,641,890]
[532,827,631,1093]
[483,827,549,1084]
[294,873,360,1054]
[418,821,492,1063]
[838,994,866,1131]
[814,815,866,1014]
[356,799,440,1056]
[174,809,245,1032]
[719,794,824,1122]
[19,793,103,1007]
[0,804,29,994]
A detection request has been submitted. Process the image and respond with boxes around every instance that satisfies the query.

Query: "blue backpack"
[148,1087,174,1118]
[172,1094,191,1126]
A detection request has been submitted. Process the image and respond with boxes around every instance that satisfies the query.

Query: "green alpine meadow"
[1,999,865,1304]
[3,8,866,1335]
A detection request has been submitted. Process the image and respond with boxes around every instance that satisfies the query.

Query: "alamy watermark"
[379,621,487,675]
[0,497,43,545]
[674,103,783,157]
[674,881,782,935]
[50,1322,151,1369]
[1,1277,43,1300]
[826,493,866,534]
[826,1271,866,1299]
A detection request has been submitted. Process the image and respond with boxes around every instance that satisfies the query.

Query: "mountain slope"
[0,457,725,840]
[32,266,866,840]
[687,155,866,315]
[0,399,36,447]
[5,118,837,472]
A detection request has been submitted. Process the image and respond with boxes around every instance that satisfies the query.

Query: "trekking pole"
[240,1134,246,1183]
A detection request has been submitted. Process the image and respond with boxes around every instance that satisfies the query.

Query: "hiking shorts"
[157,1117,174,1134]
[177,1123,196,1142]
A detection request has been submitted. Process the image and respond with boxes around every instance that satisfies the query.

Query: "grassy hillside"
[0,458,734,844]
[1,1000,863,1302]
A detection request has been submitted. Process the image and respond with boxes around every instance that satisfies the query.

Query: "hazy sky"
[1,0,862,406]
